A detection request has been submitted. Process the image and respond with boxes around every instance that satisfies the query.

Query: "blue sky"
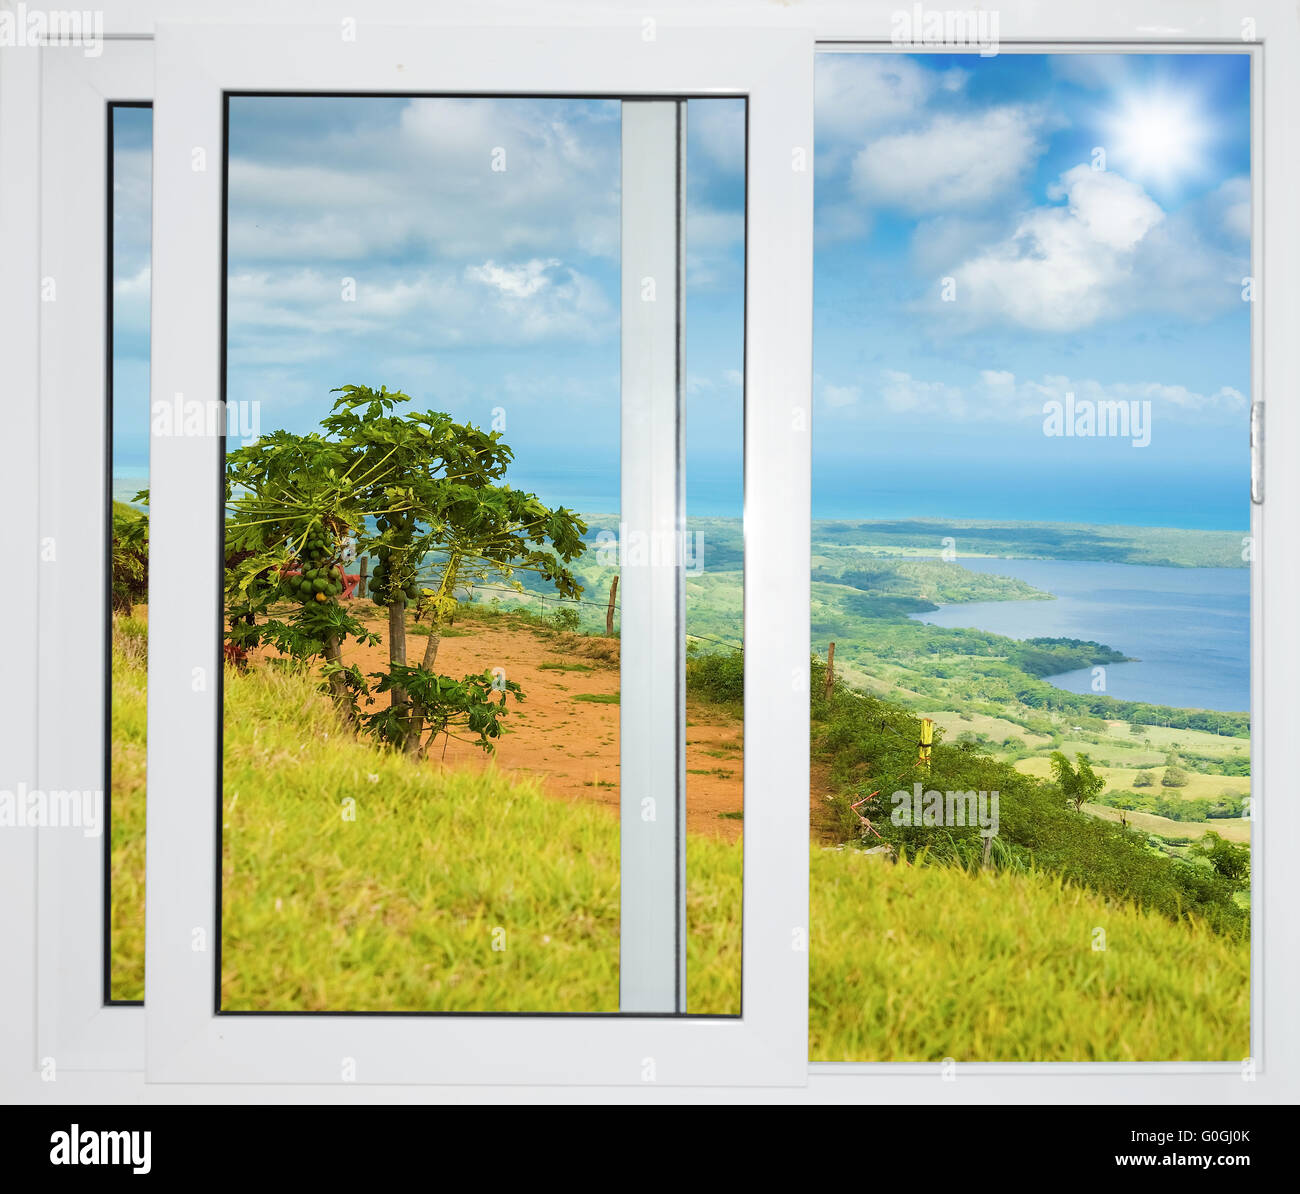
[813,52,1252,528]
[110,96,746,518]
[113,54,1251,529]
[110,104,152,502]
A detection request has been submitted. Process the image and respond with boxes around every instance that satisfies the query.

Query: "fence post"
[606,575,618,637]
[357,556,368,599]
[824,641,835,701]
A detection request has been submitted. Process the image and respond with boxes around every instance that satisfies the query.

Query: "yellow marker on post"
[919,717,934,774]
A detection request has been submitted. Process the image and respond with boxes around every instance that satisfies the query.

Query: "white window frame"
[34,38,153,1073]
[797,13,1300,1106]
[144,21,812,1085]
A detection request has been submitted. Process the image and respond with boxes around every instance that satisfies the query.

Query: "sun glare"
[1106,87,1207,187]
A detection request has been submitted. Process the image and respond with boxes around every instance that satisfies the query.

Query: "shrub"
[685,648,744,706]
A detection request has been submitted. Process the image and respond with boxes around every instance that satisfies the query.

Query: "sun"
[1106,87,1207,187]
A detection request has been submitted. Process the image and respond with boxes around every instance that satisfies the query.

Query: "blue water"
[910,557,1250,713]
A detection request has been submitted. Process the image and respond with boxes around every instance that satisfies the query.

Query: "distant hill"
[812,518,1249,569]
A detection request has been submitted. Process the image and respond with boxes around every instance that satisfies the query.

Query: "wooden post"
[824,641,835,701]
[357,556,368,599]
[981,833,993,869]
[606,575,618,637]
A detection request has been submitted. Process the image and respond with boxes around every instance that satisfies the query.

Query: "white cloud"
[465,259,559,299]
[815,55,956,144]
[228,97,621,267]
[822,382,861,409]
[1050,166,1164,250]
[821,368,1247,423]
[851,106,1045,213]
[1210,176,1251,241]
[879,371,966,417]
[688,100,746,175]
[941,164,1249,330]
[946,165,1161,330]
[227,261,615,363]
[685,205,745,288]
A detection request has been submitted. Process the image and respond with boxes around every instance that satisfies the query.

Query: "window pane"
[684,99,745,1014]
[108,102,152,1003]
[811,52,1252,1061]
[220,95,745,1014]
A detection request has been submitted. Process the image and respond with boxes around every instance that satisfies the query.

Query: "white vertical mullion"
[619,100,686,1013]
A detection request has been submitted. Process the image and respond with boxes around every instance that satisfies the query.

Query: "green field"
[810,847,1249,1062]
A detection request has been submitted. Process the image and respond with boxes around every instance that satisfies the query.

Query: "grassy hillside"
[222,658,745,1013]
[810,659,1249,936]
[112,611,1250,1057]
[109,616,743,1012]
[810,848,1250,1061]
[108,616,148,1001]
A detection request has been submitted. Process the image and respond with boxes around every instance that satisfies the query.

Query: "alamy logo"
[891,5,1000,56]
[0,783,101,836]
[50,1124,151,1174]
[151,394,260,445]
[0,5,103,56]
[1042,392,1151,447]
[891,783,1000,837]
[594,527,704,575]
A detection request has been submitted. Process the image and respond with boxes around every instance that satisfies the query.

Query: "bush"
[551,606,581,633]
[685,648,744,706]
[111,503,149,613]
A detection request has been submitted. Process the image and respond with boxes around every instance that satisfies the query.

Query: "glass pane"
[811,52,1252,1061]
[220,94,745,1014]
[107,102,152,1003]
[684,99,745,1014]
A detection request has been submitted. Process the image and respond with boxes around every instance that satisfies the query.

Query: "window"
[144,22,809,1084]
[107,100,152,1006]
[215,92,744,1015]
[9,4,1298,1106]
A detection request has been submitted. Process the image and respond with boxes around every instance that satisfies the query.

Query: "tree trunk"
[322,634,353,723]
[404,555,459,757]
[388,601,410,746]
[404,621,444,755]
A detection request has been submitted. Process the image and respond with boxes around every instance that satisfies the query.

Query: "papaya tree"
[223,428,386,714]
[322,384,588,755]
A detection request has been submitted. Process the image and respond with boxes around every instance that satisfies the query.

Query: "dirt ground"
[253,605,746,840]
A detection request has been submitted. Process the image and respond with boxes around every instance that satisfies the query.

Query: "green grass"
[108,627,740,1012]
[110,614,1250,1055]
[108,617,148,1001]
[810,847,1250,1062]
[218,658,737,1013]
[573,692,619,705]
